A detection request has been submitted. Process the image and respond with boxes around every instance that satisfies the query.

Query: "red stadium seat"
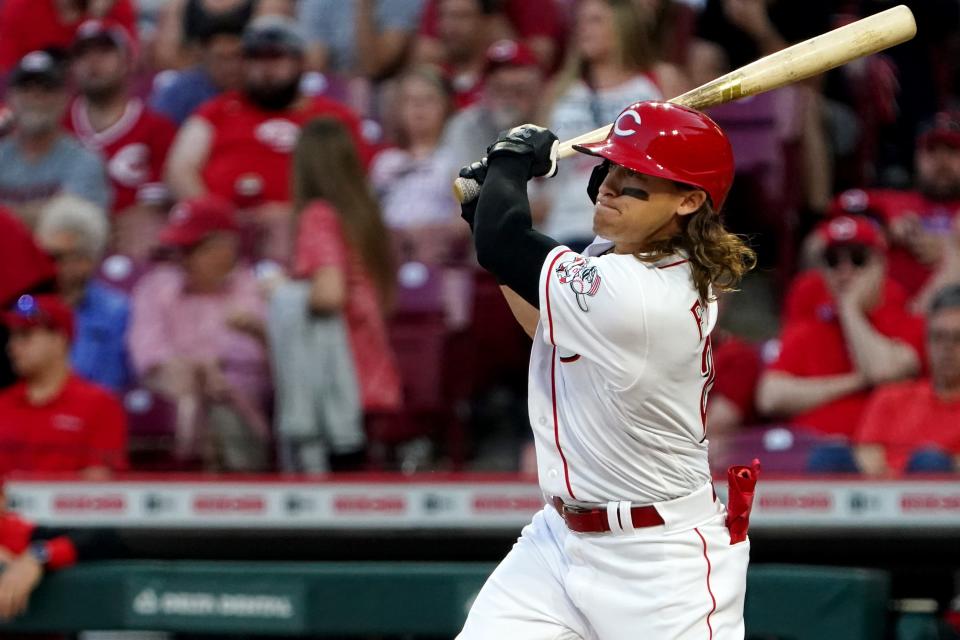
[370,262,468,470]
[98,254,151,294]
[711,425,829,475]
[122,387,177,471]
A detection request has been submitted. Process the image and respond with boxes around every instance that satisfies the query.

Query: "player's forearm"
[837,302,919,383]
[500,285,539,339]
[756,371,866,416]
[474,156,558,308]
[164,117,212,200]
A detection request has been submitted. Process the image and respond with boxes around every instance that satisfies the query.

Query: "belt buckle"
[560,502,590,515]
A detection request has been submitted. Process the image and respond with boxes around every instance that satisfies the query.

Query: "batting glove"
[486,124,559,180]
[458,158,487,231]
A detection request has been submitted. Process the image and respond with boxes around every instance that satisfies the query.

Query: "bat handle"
[453,176,481,204]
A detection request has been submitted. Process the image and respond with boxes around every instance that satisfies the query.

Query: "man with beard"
[827,112,960,299]
[439,39,544,170]
[66,20,177,258]
[164,15,370,262]
[0,51,111,225]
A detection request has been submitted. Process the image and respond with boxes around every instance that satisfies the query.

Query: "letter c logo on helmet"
[613,109,642,137]
[573,101,735,211]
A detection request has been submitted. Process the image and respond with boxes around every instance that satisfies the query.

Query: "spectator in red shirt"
[0,209,57,389]
[0,294,127,478]
[270,118,400,472]
[854,285,960,476]
[412,0,501,109]
[756,216,925,439]
[67,19,178,259]
[417,0,562,74]
[165,15,371,264]
[824,112,960,301]
[708,330,763,435]
[0,0,137,74]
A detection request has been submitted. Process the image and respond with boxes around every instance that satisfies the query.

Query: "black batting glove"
[486,124,559,180]
[459,159,488,232]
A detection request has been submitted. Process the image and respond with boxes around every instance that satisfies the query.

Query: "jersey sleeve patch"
[553,254,602,312]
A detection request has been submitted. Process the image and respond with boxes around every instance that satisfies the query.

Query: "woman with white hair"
[35,195,130,392]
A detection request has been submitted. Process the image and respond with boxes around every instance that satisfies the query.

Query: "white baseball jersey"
[458,239,750,640]
[530,240,718,504]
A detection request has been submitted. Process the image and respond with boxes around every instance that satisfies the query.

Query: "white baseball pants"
[457,482,749,640]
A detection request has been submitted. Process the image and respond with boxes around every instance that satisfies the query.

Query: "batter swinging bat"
[453,4,917,203]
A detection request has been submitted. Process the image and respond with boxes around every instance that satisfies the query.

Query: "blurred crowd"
[0,0,959,478]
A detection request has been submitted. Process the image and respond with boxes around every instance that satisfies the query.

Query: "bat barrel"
[669,4,916,111]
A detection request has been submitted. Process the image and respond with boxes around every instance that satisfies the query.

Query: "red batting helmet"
[574,101,735,211]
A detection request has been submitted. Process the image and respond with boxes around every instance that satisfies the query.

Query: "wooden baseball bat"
[453,4,916,203]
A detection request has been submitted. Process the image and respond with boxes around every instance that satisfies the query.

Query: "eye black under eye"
[620,187,649,200]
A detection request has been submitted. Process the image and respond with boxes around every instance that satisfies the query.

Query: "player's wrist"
[485,154,537,182]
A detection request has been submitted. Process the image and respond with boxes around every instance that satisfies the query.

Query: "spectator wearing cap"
[0,0,137,74]
[535,0,684,251]
[164,15,371,264]
[298,0,424,78]
[439,39,545,170]
[148,6,250,125]
[370,67,466,264]
[127,196,270,471]
[757,216,925,443]
[0,51,111,225]
[853,285,960,476]
[416,0,563,81]
[0,209,57,390]
[35,195,131,393]
[0,294,127,477]
[67,19,178,258]
[824,112,960,302]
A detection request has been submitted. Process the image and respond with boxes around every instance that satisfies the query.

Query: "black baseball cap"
[8,51,66,89]
[241,15,304,56]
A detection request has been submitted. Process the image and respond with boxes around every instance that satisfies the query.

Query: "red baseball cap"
[1,294,75,340]
[816,215,886,250]
[159,196,238,248]
[918,111,960,150]
[483,39,540,76]
[72,19,133,55]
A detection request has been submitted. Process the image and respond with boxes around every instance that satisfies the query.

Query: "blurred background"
[0,0,959,638]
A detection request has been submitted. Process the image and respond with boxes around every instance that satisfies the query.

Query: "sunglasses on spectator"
[823,244,871,269]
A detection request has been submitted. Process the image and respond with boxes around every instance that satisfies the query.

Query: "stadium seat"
[372,262,467,469]
[714,425,828,474]
[98,254,150,294]
[122,387,177,471]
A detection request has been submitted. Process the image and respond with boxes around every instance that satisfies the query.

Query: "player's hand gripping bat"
[453,4,917,203]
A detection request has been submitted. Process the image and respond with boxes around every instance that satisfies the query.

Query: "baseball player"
[456,101,760,639]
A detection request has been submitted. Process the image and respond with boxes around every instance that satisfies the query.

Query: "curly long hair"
[637,203,757,302]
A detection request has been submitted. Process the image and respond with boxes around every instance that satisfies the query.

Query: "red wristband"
[44,537,78,570]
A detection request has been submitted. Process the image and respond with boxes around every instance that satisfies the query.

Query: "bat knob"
[453,176,481,204]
